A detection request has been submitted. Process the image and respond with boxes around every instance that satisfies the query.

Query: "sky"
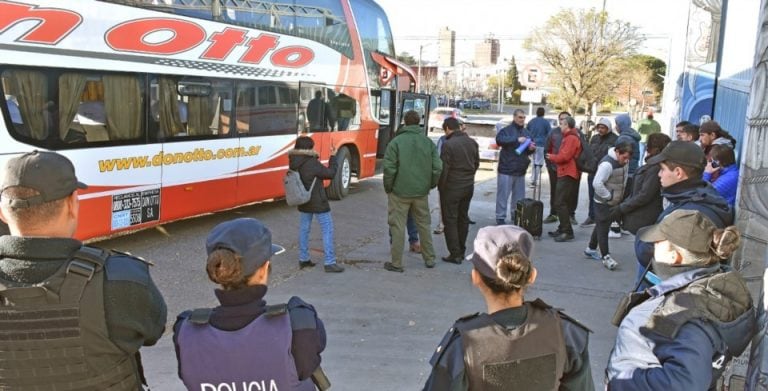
[375,0,681,66]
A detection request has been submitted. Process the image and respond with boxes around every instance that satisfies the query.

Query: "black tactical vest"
[456,299,567,391]
[0,247,140,390]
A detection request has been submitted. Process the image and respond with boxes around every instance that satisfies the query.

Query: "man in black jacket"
[581,118,618,227]
[438,118,480,263]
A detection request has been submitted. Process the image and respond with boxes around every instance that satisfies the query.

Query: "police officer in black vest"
[173,218,329,390]
[0,151,167,389]
[423,225,594,390]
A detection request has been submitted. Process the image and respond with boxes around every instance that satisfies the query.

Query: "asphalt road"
[98,165,638,390]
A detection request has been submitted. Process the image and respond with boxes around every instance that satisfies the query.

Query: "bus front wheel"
[327,146,351,200]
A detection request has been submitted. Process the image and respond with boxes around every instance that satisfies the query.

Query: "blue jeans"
[299,211,336,265]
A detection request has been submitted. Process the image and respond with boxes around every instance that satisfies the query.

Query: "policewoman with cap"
[0,151,167,389]
[173,218,328,390]
[423,225,593,390]
[606,210,755,390]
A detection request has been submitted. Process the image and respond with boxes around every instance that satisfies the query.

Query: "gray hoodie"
[614,114,641,174]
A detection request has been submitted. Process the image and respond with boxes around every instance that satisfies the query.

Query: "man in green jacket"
[637,111,661,163]
[383,110,442,272]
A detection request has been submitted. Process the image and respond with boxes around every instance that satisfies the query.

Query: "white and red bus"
[0,0,432,239]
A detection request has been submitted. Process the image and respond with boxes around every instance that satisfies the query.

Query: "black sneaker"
[553,232,575,242]
[441,256,462,265]
[299,260,316,269]
[547,230,562,237]
[384,262,404,273]
[324,264,345,273]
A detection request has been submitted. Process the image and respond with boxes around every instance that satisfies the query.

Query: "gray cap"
[467,225,534,279]
[646,140,706,169]
[206,218,285,276]
[0,151,87,209]
[638,209,716,253]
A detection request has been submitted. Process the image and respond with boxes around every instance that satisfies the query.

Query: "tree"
[631,54,666,95]
[524,8,643,114]
[505,57,523,104]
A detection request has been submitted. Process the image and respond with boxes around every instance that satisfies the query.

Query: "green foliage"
[524,8,643,113]
[397,52,416,65]
[629,54,666,94]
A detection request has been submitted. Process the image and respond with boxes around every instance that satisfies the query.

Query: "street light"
[417,42,435,93]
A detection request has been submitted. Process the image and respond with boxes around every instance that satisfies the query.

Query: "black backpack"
[575,132,597,174]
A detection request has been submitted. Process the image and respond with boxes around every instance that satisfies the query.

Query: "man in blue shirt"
[526,107,551,187]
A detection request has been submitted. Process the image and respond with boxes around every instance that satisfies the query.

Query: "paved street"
[98,163,638,390]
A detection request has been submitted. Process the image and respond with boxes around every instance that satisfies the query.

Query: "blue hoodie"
[614,114,641,174]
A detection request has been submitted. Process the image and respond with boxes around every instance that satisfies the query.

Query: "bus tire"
[327,146,351,200]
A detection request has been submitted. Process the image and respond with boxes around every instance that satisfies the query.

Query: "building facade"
[438,26,455,67]
[474,36,500,67]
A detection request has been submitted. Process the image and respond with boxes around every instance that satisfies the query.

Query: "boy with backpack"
[287,136,344,272]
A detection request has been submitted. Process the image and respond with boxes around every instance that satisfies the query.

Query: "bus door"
[375,88,395,158]
[298,82,334,159]
[155,77,239,221]
[399,92,433,135]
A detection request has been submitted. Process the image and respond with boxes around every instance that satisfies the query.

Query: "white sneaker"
[608,230,622,238]
[602,254,618,270]
[584,247,601,261]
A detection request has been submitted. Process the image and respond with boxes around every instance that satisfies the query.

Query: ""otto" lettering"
[0,1,315,68]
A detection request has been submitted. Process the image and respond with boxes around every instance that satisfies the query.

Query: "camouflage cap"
[638,209,717,253]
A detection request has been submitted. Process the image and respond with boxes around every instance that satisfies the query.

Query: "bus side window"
[151,77,185,139]
[331,90,358,131]
[235,84,254,134]
[1,70,51,141]
[60,74,143,144]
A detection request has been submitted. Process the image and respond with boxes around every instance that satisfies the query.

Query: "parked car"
[428,107,466,132]
[468,99,491,110]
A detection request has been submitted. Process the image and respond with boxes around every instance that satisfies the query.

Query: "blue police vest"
[176,307,315,391]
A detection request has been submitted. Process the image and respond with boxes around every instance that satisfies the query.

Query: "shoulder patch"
[287,296,318,331]
[104,253,150,286]
[429,325,461,367]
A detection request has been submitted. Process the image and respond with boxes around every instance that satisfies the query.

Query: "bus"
[0,0,433,239]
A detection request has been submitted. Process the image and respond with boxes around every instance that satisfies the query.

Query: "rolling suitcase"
[515,165,544,239]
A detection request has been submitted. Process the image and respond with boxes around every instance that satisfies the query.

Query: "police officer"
[173,218,328,390]
[606,210,755,390]
[423,225,593,390]
[0,151,167,389]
